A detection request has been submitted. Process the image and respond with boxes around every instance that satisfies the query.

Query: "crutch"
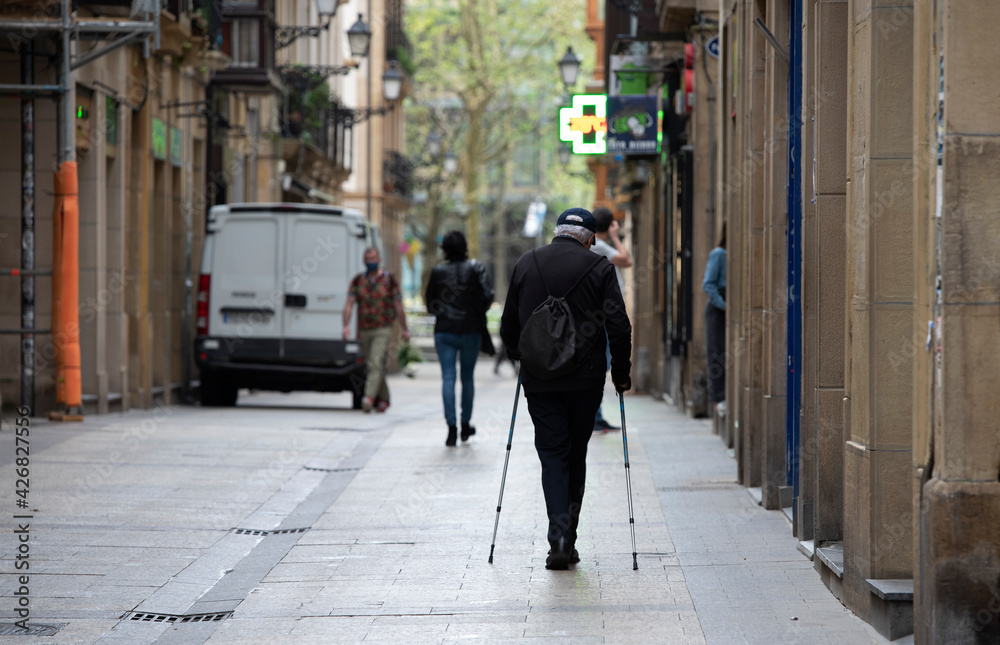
[488,375,522,563]
[619,390,639,570]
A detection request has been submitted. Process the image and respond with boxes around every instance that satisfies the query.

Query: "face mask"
[365,262,379,273]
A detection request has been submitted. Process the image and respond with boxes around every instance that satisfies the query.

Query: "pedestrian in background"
[501,207,632,570]
[493,338,517,375]
[342,247,410,413]
[702,222,727,414]
[589,207,633,433]
[426,231,494,446]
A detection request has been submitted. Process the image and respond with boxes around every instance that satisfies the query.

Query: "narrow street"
[2,362,886,644]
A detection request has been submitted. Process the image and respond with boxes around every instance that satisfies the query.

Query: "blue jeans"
[434,332,481,426]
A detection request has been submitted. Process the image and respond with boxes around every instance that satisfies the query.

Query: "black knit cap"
[555,207,597,233]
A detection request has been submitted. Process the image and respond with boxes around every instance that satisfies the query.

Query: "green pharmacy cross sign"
[559,94,607,155]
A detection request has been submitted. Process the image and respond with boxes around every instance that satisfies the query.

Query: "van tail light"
[196,274,210,336]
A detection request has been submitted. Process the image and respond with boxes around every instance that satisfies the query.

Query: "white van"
[194,203,379,407]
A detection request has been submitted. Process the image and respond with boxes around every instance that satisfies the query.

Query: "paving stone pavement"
[0,361,886,644]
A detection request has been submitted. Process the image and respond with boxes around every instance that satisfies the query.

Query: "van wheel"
[219,381,238,407]
[200,375,238,407]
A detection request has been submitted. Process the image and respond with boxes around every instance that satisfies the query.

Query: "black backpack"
[518,250,604,380]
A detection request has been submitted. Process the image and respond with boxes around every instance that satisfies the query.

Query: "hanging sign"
[706,35,720,59]
[170,127,183,167]
[559,94,607,155]
[606,96,659,155]
[152,118,167,161]
[521,201,548,238]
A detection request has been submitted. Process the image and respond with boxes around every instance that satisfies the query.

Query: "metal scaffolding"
[0,0,159,416]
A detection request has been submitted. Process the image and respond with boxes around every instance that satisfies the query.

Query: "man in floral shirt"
[342,247,410,412]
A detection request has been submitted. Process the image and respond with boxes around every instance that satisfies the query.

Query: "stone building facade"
[714,0,1000,641]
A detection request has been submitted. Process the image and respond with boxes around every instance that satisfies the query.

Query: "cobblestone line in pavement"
[102,427,394,644]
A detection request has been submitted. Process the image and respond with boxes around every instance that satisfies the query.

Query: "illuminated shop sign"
[559,94,607,155]
[607,96,660,155]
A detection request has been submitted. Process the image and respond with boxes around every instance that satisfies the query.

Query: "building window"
[229,19,261,67]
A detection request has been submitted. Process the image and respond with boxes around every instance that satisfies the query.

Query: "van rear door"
[282,214,359,361]
[208,212,283,359]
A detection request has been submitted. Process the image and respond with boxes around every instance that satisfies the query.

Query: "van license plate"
[223,312,265,324]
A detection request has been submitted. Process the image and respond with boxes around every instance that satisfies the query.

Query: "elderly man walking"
[500,207,632,570]
[342,247,410,413]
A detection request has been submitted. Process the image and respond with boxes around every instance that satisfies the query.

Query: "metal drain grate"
[0,623,63,636]
[126,611,232,624]
[270,527,309,535]
[303,466,361,473]
[233,527,309,536]
[233,528,268,536]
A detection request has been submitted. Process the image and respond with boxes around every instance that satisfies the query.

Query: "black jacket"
[500,236,632,393]
[425,259,494,335]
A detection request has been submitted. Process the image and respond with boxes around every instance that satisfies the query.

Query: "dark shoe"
[545,537,574,570]
[461,422,476,442]
[446,425,458,447]
[595,418,620,432]
[548,546,581,564]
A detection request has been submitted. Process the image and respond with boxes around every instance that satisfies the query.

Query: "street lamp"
[558,141,571,167]
[347,14,372,58]
[382,60,404,102]
[426,131,442,157]
[443,150,458,175]
[559,46,582,90]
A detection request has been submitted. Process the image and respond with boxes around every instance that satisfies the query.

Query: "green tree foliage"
[406,0,594,297]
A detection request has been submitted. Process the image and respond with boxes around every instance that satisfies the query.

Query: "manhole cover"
[0,623,63,636]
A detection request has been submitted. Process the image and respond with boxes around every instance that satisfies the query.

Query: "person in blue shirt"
[702,222,727,409]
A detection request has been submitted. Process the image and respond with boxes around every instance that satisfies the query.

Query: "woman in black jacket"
[425,231,495,446]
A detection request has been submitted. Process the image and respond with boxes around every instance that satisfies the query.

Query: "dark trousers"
[705,300,726,404]
[524,389,602,547]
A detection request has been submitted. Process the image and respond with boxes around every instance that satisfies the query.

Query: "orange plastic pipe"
[52,167,64,407]
[60,161,82,411]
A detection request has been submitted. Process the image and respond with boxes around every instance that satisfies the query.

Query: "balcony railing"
[383,151,413,202]
[281,105,354,172]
